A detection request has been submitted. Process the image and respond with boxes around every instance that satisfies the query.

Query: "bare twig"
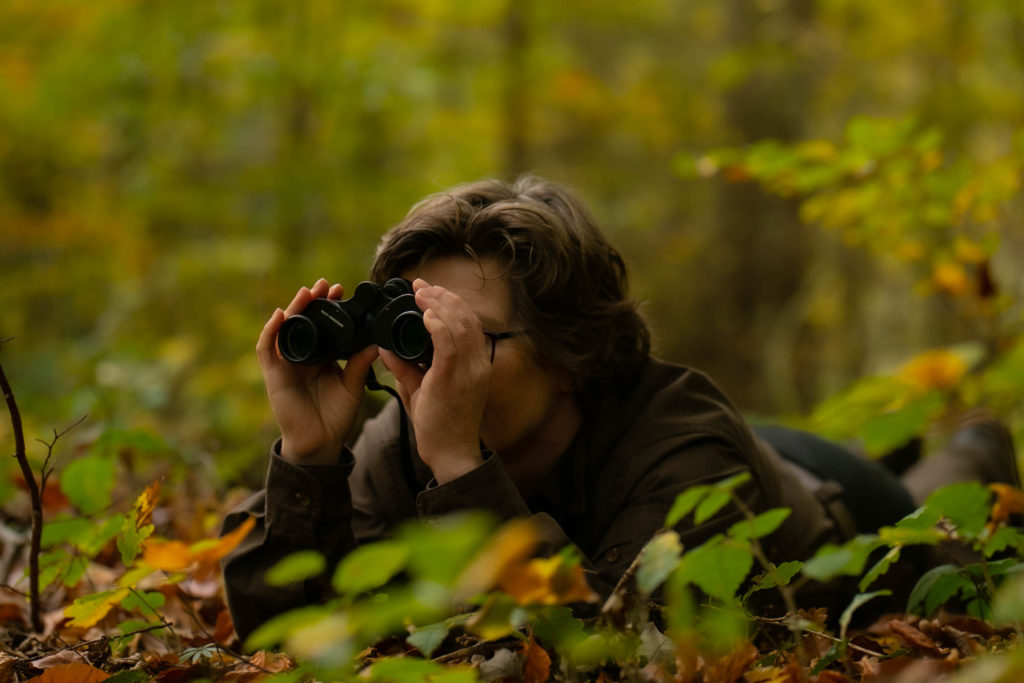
[36,415,87,493]
[0,343,43,632]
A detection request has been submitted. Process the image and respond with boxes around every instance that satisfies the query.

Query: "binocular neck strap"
[364,367,420,496]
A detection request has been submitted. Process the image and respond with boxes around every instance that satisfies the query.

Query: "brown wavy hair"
[370,175,650,405]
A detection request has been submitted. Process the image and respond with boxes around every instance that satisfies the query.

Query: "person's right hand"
[256,278,378,465]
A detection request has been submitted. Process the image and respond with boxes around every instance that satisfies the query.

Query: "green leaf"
[984,527,1024,558]
[922,482,991,540]
[636,531,682,595]
[532,606,590,655]
[60,455,116,515]
[802,536,879,582]
[694,473,752,524]
[666,485,710,527]
[877,525,944,546]
[41,517,97,549]
[86,515,125,556]
[993,573,1024,625]
[246,605,333,651]
[728,508,791,541]
[694,490,732,524]
[860,393,943,456]
[675,538,753,602]
[399,513,494,584]
[266,551,327,587]
[365,656,444,681]
[121,590,165,618]
[407,621,453,659]
[907,564,970,616]
[106,671,151,683]
[840,590,891,641]
[117,513,154,566]
[332,541,409,596]
[859,546,901,592]
[747,561,803,597]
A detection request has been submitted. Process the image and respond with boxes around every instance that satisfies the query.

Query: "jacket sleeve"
[220,441,358,644]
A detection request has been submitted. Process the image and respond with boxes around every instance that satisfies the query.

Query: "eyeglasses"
[482,329,528,363]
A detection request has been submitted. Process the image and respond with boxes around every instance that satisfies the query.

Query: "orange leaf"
[25,662,110,683]
[498,555,599,606]
[521,637,551,683]
[142,540,193,571]
[898,349,967,392]
[142,515,256,573]
[989,483,1024,527]
[192,514,257,566]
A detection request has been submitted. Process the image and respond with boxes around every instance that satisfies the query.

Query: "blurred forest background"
[2,0,1023,494]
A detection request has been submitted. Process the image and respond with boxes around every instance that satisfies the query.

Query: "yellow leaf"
[898,350,967,392]
[498,555,598,606]
[932,261,971,297]
[25,663,110,683]
[455,519,540,602]
[133,480,161,530]
[65,588,131,629]
[954,236,987,265]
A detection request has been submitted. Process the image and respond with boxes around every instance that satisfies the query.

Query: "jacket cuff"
[265,439,355,543]
[415,451,530,520]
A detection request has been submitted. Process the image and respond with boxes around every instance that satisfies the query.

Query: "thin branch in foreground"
[0,345,43,633]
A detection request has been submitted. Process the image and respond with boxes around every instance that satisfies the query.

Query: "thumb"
[342,344,379,396]
[379,348,425,397]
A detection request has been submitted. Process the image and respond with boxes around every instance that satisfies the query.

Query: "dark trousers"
[754,425,918,535]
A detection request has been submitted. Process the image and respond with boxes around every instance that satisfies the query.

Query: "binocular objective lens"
[392,312,431,361]
[280,316,318,363]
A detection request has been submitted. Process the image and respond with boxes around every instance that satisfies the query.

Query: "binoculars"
[277,278,432,365]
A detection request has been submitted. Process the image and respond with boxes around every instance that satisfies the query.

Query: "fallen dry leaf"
[520,637,551,683]
[702,641,758,683]
[888,619,943,657]
[25,662,110,683]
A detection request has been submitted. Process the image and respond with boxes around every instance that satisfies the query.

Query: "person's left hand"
[378,279,490,484]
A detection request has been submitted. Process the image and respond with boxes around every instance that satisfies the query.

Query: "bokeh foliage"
[2,0,1024,489]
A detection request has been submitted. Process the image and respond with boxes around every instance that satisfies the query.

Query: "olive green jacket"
[221,358,842,641]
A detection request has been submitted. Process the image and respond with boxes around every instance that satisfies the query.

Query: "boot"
[901,417,1021,506]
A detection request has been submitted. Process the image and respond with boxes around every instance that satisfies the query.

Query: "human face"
[403,256,582,468]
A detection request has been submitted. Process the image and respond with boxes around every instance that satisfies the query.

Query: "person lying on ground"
[221,175,1021,641]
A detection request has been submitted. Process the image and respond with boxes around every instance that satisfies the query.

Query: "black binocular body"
[277,278,432,365]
